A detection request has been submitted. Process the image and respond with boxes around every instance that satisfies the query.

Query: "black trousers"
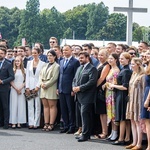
[75,101,82,128]
[79,103,93,138]
[0,91,9,126]
[59,93,75,130]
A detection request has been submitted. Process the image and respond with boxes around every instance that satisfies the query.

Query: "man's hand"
[72,86,80,93]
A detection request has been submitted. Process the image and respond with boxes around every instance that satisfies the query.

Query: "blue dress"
[141,75,150,119]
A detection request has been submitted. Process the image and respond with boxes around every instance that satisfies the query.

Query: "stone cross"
[114,0,147,46]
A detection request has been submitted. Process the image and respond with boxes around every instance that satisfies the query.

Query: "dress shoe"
[124,140,131,145]
[112,140,125,145]
[3,125,9,129]
[59,128,68,133]
[66,129,74,134]
[78,136,89,142]
[125,144,135,149]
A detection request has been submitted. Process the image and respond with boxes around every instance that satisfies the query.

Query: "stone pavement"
[0,127,128,150]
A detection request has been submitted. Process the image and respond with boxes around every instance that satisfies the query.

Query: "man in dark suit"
[73,51,98,142]
[0,47,14,129]
[58,45,80,133]
[82,44,99,67]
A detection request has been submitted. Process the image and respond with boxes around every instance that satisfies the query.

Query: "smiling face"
[15,56,22,68]
[108,55,117,66]
[119,53,130,66]
[98,51,107,63]
[32,49,39,59]
[131,60,139,72]
[47,52,55,63]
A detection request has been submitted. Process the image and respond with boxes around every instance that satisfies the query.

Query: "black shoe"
[59,128,68,133]
[78,136,89,142]
[3,125,9,129]
[124,140,131,145]
[66,129,75,134]
[112,140,125,145]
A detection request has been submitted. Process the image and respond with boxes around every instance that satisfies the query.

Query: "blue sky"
[0,0,149,27]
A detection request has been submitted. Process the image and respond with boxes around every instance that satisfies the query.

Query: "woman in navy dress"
[141,62,150,150]
[109,52,132,145]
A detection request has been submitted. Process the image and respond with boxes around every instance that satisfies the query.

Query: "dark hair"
[32,47,41,54]
[7,49,13,52]
[0,44,7,49]
[35,42,44,53]
[107,42,116,47]
[17,46,26,51]
[141,41,148,48]
[47,50,57,61]
[79,51,92,64]
[110,52,120,68]
[82,44,92,50]
[0,47,7,54]
[117,44,126,51]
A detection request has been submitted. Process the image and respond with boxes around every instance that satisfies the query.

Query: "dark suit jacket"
[39,54,48,63]
[91,56,99,67]
[58,57,80,94]
[0,59,14,92]
[73,63,98,104]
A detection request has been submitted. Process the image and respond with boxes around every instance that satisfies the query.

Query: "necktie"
[78,65,84,78]
[63,59,68,69]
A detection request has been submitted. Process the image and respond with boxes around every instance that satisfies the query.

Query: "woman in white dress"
[9,56,26,128]
[25,47,45,129]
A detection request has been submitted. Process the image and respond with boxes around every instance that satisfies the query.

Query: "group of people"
[0,37,150,150]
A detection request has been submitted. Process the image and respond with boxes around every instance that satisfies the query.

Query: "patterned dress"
[105,69,120,125]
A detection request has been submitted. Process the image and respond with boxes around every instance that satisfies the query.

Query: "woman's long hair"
[131,57,145,75]
[13,56,26,79]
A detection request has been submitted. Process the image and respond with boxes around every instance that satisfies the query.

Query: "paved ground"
[0,127,128,150]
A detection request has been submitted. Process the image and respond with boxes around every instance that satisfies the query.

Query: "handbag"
[24,89,38,101]
[97,89,105,102]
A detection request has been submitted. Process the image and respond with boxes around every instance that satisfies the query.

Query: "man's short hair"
[82,44,92,50]
[17,46,26,51]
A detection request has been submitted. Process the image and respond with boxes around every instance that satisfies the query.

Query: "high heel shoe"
[42,123,49,131]
[45,124,54,131]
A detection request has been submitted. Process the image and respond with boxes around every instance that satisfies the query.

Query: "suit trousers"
[0,91,9,126]
[76,100,82,128]
[27,96,41,127]
[79,103,93,137]
[59,93,75,130]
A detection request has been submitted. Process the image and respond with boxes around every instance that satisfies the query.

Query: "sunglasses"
[50,41,55,43]
[129,52,135,55]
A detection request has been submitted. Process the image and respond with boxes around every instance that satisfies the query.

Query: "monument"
[114,0,147,46]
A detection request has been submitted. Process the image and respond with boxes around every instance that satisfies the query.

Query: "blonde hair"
[121,52,131,62]
[131,57,145,75]
[99,48,109,59]
[13,56,26,79]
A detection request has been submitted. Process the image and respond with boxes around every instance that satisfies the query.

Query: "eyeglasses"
[8,54,13,56]
[50,41,55,43]
[129,52,135,55]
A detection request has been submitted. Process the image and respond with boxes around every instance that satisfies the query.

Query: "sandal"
[42,123,49,131]
[45,124,54,132]
[94,133,107,139]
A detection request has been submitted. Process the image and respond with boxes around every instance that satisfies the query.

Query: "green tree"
[98,13,127,41]
[63,5,88,40]
[17,0,40,46]
[86,2,109,39]
[40,7,65,48]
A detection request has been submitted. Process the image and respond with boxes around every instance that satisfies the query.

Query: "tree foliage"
[0,1,148,48]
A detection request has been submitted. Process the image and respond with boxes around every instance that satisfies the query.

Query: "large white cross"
[114,0,147,46]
